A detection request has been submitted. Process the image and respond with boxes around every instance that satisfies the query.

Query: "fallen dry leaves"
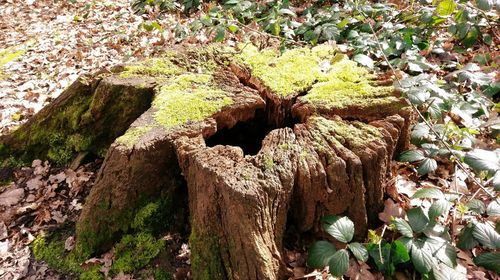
[0,159,97,280]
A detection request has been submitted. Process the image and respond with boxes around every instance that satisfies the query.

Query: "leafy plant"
[307,215,368,277]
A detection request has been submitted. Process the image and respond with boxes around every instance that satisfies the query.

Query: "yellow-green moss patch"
[153,73,232,129]
[116,126,153,148]
[312,117,382,150]
[120,58,183,78]
[0,48,25,79]
[235,44,328,97]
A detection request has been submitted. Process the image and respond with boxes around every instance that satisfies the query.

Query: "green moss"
[0,48,25,79]
[116,126,153,148]
[263,155,274,170]
[312,117,382,150]
[111,232,165,275]
[154,268,173,280]
[189,227,225,280]
[120,58,183,78]
[235,44,324,97]
[31,234,87,274]
[79,267,104,280]
[153,73,232,129]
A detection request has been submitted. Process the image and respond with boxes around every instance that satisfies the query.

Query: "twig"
[361,15,498,202]
[379,225,388,264]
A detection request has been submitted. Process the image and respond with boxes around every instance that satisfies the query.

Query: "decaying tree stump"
[0,44,412,279]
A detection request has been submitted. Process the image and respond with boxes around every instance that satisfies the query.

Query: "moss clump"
[111,232,165,275]
[116,126,153,148]
[120,58,183,78]
[153,73,232,129]
[79,267,104,280]
[312,117,382,150]
[31,234,88,274]
[0,47,25,79]
[235,44,326,97]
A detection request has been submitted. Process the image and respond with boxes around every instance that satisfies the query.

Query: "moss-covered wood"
[1,43,412,280]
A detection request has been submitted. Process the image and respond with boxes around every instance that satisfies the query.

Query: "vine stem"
[361,15,497,202]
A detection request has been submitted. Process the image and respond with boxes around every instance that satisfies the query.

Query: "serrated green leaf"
[487,200,500,216]
[464,149,500,173]
[411,242,437,274]
[474,252,500,274]
[472,222,500,249]
[214,25,226,42]
[348,242,368,262]
[492,171,500,191]
[394,218,414,238]
[353,53,374,68]
[457,223,478,250]
[476,0,493,11]
[429,199,450,220]
[392,240,411,264]
[322,215,354,243]
[424,237,457,268]
[307,241,337,268]
[408,207,430,233]
[328,249,349,276]
[432,263,467,280]
[467,199,486,214]
[417,158,438,175]
[436,0,457,16]
[398,237,413,252]
[412,188,445,199]
[398,150,426,162]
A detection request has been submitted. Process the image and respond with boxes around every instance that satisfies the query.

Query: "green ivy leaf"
[411,242,437,274]
[492,171,500,191]
[322,215,354,243]
[429,199,450,220]
[214,25,226,42]
[424,237,457,268]
[474,252,500,274]
[392,240,411,265]
[348,242,368,262]
[407,207,429,233]
[436,0,457,16]
[307,241,336,268]
[476,0,493,11]
[464,149,500,173]
[472,222,500,249]
[393,218,414,238]
[328,249,349,276]
[466,199,486,214]
[412,188,445,199]
[487,200,500,216]
[457,223,478,250]
[398,150,426,163]
[417,158,438,175]
[432,263,467,280]
[353,53,374,68]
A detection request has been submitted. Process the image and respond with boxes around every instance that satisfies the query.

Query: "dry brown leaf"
[378,198,405,225]
[64,236,74,251]
[0,188,24,206]
[395,175,417,197]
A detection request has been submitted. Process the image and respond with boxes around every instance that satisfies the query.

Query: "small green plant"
[307,215,368,277]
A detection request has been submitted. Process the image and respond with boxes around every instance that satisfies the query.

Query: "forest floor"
[0,0,499,280]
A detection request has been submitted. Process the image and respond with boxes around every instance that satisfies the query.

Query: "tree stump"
[0,44,412,279]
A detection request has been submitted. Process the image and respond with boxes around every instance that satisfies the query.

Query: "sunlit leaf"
[474,252,500,274]
[307,241,336,268]
[322,215,354,243]
[328,249,349,276]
